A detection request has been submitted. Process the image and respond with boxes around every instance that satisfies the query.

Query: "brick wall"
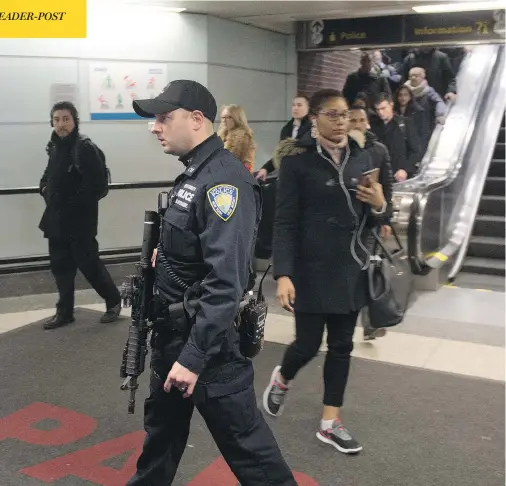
[297,50,362,98]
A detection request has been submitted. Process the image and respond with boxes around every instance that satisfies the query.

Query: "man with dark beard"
[39,101,121,330]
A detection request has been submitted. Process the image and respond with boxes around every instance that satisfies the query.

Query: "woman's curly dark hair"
[309,89,346,116]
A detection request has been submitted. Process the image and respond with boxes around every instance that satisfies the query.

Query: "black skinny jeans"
[280,311,358,407]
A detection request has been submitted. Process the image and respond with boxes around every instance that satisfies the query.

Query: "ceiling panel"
[122,1,481,34]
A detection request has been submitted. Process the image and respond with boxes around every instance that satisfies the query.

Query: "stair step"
[473,214,505,237]
[462,257,505,277]
[479,195,505,216]
[494,143,505,160]
[452,272,505,292]
[484,177,505,197]
[468,235,505,259]
[489,159,505,178]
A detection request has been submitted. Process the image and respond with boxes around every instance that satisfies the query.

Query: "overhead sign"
[305,16,403,48]
[404,9,505,43]
[300,9,505,49]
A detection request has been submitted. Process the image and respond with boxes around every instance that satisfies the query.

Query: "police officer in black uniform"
[127,80,296,485]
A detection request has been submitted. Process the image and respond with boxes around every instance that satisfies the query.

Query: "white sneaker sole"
[316,431,363,454]
[262,365,285,417]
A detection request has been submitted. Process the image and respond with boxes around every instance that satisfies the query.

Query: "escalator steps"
[479,195,505,216]
[468,236,505,260]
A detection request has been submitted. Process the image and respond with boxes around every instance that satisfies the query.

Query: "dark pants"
[127,331,296,486]
[48,237,120,316]
[280,311,358,407]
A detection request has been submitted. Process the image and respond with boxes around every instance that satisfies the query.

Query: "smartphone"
[359,168,380,187]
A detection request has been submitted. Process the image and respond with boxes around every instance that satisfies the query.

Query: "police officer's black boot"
[99,303,121,323]
[43,312,75,330]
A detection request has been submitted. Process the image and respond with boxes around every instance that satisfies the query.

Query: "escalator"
[461,121,505,278]
[392,44,506,288]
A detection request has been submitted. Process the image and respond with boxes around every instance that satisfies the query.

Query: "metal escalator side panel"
[444,46,506,278]
[392,45,501,275]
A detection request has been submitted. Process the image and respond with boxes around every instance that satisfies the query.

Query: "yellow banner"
[0,0,86,38]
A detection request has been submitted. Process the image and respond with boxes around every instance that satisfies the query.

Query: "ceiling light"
[412,1,504,13]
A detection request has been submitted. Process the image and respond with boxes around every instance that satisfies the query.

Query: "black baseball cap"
[133,80,217,122]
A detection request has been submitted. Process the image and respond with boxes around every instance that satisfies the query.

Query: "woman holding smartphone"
[263,89,386,454]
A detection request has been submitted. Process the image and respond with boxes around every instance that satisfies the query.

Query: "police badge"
[207,184,239,221]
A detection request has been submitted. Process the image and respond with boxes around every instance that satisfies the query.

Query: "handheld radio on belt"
[237,263,271,359]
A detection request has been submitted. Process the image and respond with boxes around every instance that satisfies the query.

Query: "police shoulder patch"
[207,184,239,222]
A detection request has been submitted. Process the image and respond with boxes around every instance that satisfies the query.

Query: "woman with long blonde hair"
[218,104,256,173]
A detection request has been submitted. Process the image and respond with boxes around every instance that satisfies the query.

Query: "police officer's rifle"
[119,199,164,414]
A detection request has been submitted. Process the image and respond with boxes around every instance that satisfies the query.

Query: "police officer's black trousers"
[127,332,296,486]
[48,237,121,316]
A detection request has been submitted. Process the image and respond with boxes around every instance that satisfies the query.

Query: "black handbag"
[367,227,414,329]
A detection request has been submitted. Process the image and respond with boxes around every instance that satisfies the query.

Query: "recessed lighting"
[412,1,504,13]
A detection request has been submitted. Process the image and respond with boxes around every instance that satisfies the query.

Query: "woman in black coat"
[262,90,387,454]
[394,85,430,154]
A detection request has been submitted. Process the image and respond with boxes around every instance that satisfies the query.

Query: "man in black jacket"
[349,106,393,340]
[370,93,421,182]
[349,106,393,228]
[39,102,121,330]
[343,52,391,107]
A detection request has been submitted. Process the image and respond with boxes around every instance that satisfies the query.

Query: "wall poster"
[89,62,167,120]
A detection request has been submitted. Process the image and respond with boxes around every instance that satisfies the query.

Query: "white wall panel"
[0,188,169,259]
[0,122,184,188]
[207,17,289,73]
[285,35,297,74]
[0,57,79,123]
[0,39,81,58]
[81,11,208,63]
[208,65,287,122]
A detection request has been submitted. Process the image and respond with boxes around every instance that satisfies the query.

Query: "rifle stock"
[119,209,160,414]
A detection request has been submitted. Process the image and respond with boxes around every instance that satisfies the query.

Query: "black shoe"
[43,314,75,330]
[363,327,387,341]
[100,303,121,323]
[316,420,363,454]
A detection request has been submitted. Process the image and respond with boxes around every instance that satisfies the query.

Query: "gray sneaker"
[316,420,363,454]
[262,365,289,417]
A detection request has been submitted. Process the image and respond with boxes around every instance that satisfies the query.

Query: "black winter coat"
[395,101,430,155]
[272,133,379,315]
[364,131,393,223]
[343,70,391,107]
[369,115,421,177]
[39,130,105,239]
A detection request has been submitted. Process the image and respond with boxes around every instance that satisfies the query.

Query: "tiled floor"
[0,282,503,383]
